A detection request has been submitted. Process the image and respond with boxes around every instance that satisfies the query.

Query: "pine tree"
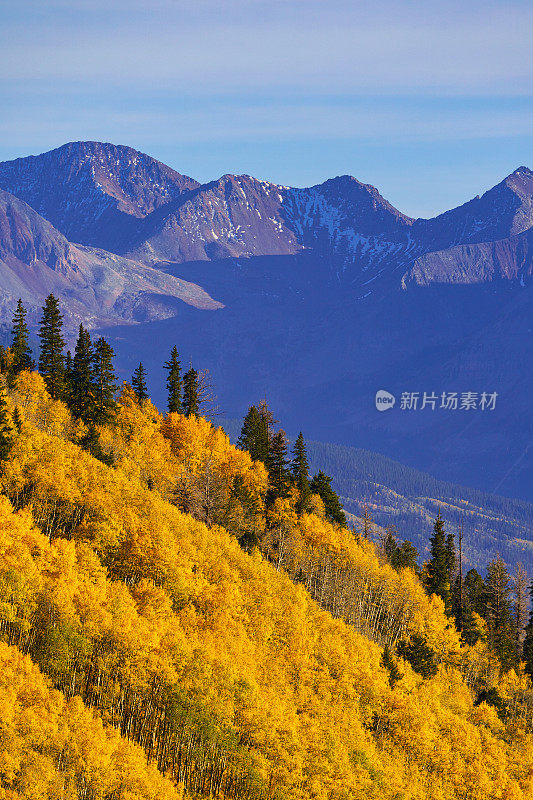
[79,423,114,466]
[291,432,310,513]
[182,367,199,417]
[164,346,182,414]
[11,299,33,375]
[12,406,22,433]
[523,582,533,681]
[38,294,65,399]
[425,513,452,614]
[381,645,402,688]
[309,471,346,526]
[131,363,148,403]
[69,324,95,423]
[267,430,290,501]
[0,388,13,468]
[485,556,516,670]
[463,568,488,617]
[93,338,117,424]
[396,634,438,679]
[238,403,272,464]
[445,532,456,578]
[384,529,419,572]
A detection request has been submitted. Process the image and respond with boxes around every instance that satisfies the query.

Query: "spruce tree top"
[132,363,149,402]
[11,299,33,374]
[38,293,65,399]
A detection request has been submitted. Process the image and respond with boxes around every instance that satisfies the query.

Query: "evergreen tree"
[396,634,438,679]
[381,644,402,688]
[384,530,419,572]
[182,367,199,417]
[79,423,114,466]
[69,324,95,423]
[463,568,488,617]
[0,388,13,468]
[485,556,516,670]
[238,403,272,464]
[474,687,508,721]
[267,430,290,501]
[523,582,533,681]
[309,471,346,526]
[93,338,117,424]
[454,568,487,646]
[425,513,452,614]
[131,363,149,403]
[64,350,73,390]
[12,406,22,434]
[445,532,456,578]
[38,294,65,399]
[164,346,182,414]
[291,432,310,512]
[11,299,33,375]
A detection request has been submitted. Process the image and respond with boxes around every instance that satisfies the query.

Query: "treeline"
[1,295,532,692]
[2,294,533,753]
[306,438,533,524]
[380,514,533,704]
[0,294,346,535]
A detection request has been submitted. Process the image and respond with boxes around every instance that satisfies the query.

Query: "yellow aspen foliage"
[1,374,533,799]
[0,641,180,799]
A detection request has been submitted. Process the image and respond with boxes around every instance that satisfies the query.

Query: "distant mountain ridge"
[0,144,531,293]
[0,142,199,253]
[0,142,530,501]
[0,186,221,328]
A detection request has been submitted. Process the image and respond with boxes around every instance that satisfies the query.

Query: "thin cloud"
[1,1,531,95]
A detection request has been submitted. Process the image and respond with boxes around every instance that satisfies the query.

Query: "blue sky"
[1,0,531,217]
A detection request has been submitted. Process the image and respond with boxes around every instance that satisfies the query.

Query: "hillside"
[0,368,533,798]
[221,419,533,572]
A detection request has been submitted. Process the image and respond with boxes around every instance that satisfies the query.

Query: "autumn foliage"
[1,371,533,799]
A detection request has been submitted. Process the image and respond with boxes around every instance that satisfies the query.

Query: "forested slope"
[1,372,533,799]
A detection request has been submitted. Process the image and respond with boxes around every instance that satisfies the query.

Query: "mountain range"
[0,141,531,502]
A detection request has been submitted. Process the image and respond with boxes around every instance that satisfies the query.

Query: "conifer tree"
[384,529,419,572]
[267,430,290,501]
[425,513,452,614]
[485,555,516,670]
[0,388,13,468]
[12,405,22,434]
[93,338,117,424]
[182,367,199,417]
[396,634,438,679]
[238,403,272,464]
[463,568,488,617]
[291,432,310,512]
[132,363,149,403]
[309,471,346,526]
[381,644,402,688]
[164,346,182,413]
[69,324,95,423]
[38,294,65,399]
[445,532,456,577]
[523,582,533,681]
[11,299,33,375]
